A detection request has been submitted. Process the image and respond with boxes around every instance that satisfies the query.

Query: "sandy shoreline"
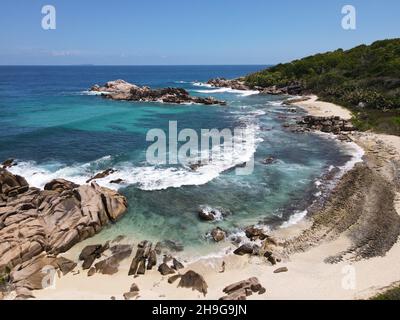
[294,95,353,120]
[27,95,400,300]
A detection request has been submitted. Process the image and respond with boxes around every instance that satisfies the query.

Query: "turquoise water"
[0,66,356,254]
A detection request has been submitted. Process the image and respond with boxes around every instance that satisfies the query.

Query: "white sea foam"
[280,210,308,228]
[229,109,266,119]
[174,80,190,84]
[198,205,224,221]
[192,82,259,97]
[336,141,365,177]
[317,132,365,177]
[268,100,284,106]
[240,90,260,97]
[8,161,90,189]
[248,110,266,116]
[278,136,365,228]
[183,225,273,264]
[9,122,262,192]
[192,82,213,88]
[181,246,234,265]
[194,87,259,97]
[80,90,110,96]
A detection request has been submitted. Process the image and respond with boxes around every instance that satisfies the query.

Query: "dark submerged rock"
[2,159,16,169]
[157,240,184,252]
[198,206,231,221]
[86,168,116,183]
[211,227,226,242]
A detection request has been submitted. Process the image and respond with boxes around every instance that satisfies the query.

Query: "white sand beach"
[295,95,353,120]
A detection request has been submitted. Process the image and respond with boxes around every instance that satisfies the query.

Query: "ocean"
[0,65,361,255]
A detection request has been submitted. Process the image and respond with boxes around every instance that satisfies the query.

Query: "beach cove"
[1,66,399,300]
[30,94,400,300]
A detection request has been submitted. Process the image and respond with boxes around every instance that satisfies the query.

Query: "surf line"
[145,120,256,175]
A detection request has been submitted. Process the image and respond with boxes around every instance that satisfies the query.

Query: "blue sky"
[0,0,399,65]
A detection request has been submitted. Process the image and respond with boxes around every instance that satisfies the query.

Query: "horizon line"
[0,64,271,67]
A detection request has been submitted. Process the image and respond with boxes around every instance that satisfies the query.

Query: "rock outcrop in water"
[90,79,227,105]
[206,78,251,91]
[0,168,127,298]
[1,159,16,169]
[211,227,226,242]
[198,206,231,221]
[86,168,116,183]
[232,225,283,266]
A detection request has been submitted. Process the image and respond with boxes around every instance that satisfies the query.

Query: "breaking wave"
[9,125,262,191]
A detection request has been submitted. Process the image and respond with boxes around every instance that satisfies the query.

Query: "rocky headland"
[90,80,226,105]
[206,77,303,95]
[0,169,127,299]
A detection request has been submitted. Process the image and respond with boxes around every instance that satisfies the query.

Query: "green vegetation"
[351,109,400,135]
[0,273,7,286]
[245,39,400,134]
[371,285,400,300]
[0,267,10,287]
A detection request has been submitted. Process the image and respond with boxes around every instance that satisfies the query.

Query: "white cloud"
[50,50,81,57]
